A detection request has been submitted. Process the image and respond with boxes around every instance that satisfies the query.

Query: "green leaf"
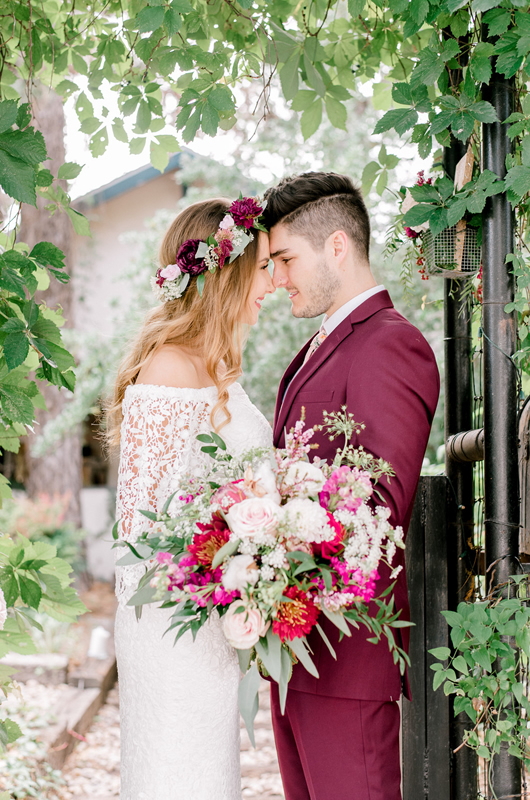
[18,575,42,609]
[301,99,323,140]
[0,100,18,134]
[483,8,511,36]
[433,669,446,691]
[303,52,326,98]
[505,165,530,199]
[89,127,109,157]
[36,339,75,372]
[321,606,351,637]
[403,204,437,227]
[164,7,182,35]
[200,102,219,137]
[58,162,83,180]
[129,137,147,155]
[453,655,469,674]
[429,646,451,660]
[212,538,240,569]
[65,207,91,237]
[238,661,261,747]
[30,242,65,271]
[280,53,301,103]
[135,6,165,32]
[255,629,283,682]
[171,0,193,10]
[0,386,34,425]
[208,85,234,113]
[150,141,169,173]
[470,101,498,123]
[3,333,29,371]
[325,96,347,130]
[470,56,492,85]
[0,150,37,205]
[289,635,320,677]
[373,108,417,135]
[474,646,492,671]
[0,129,47,165]
[196,272,206,296]
[362,161,381,194]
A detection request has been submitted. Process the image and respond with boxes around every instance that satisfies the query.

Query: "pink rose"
[222,601,270,649]
[226,497,279,539]
[219,214,234,230]
[160,264,181,281]
[212,481,248,512]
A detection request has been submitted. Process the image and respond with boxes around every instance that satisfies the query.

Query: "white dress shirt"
[322,285,386,335]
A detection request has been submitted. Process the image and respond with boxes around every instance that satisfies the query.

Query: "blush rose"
[222,601,269,649]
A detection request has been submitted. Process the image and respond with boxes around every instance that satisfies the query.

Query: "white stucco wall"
[73,170,183,338]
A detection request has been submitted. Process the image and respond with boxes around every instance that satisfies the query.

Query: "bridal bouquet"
[114,410,410,743]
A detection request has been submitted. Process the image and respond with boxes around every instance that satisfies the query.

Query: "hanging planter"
[422,222,481,278]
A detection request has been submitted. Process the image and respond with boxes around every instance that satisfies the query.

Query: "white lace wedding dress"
[114,382,272,800]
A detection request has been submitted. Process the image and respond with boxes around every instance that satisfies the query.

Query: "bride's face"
[243,231,275,325]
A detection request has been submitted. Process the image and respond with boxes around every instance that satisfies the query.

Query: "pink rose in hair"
[160,264,181,281]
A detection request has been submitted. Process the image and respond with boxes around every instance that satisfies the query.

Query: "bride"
[106,197,275,800]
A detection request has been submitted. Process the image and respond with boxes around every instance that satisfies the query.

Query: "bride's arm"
[115,387,213,604]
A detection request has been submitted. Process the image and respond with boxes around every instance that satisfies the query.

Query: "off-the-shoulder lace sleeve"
[115,384,217,605]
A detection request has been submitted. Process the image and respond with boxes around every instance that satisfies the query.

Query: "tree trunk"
[19,86,82,527]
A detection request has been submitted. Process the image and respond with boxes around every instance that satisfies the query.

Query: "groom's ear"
[326,230,349,265]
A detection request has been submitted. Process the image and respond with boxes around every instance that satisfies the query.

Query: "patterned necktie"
[303,326,328,365]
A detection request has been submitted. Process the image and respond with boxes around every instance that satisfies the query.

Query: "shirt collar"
[322,285,386,335]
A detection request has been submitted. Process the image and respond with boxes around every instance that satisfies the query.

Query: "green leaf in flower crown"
[196,273,206,297]
[238,661,261,746]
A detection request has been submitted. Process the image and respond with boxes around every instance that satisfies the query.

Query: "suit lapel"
[273,291,395,443]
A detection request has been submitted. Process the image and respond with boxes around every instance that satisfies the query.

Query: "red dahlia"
[272,586,320,642]
[188,514,230,567]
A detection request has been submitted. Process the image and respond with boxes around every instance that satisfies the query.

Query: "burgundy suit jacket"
[273,290,440,702]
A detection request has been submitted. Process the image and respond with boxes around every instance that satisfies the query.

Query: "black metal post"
[443,142,478,800]
[482,63,520,798]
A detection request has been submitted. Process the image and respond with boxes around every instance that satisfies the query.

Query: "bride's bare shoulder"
[136,344,207,389]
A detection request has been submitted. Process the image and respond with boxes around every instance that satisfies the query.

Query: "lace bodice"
[115,382,272,605]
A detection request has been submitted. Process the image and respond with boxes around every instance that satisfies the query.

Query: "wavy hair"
[105,198,260,450]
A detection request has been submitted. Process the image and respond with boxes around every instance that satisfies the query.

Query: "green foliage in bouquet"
[430,575,530,776]
[0,534,87,749]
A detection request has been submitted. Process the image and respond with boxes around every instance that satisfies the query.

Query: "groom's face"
[269,224,340,318]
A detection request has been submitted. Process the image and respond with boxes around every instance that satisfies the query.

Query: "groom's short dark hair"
[263,172,371,261]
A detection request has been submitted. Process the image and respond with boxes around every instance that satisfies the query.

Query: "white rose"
[222,554,259,592]
[282,497,333,543]
[253,461,281,503]
[222,601,270,649]
[283,461,326,497]
[0,586,6,631]
[226,497,279,539]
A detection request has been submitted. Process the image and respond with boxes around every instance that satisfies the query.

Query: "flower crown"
[151,196,267,303]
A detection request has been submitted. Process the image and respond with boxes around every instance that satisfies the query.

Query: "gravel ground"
[58,681,285,799]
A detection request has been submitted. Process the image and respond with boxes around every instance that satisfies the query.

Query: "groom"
[263,172,440,800]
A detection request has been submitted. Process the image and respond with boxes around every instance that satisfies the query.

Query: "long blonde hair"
[106,198,260,450]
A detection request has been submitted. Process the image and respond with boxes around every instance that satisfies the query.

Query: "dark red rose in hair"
[228,198,263,230]
[155,268,165,287]
[176,239,207,276]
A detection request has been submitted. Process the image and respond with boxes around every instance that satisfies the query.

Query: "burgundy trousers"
[270,684,401,800]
